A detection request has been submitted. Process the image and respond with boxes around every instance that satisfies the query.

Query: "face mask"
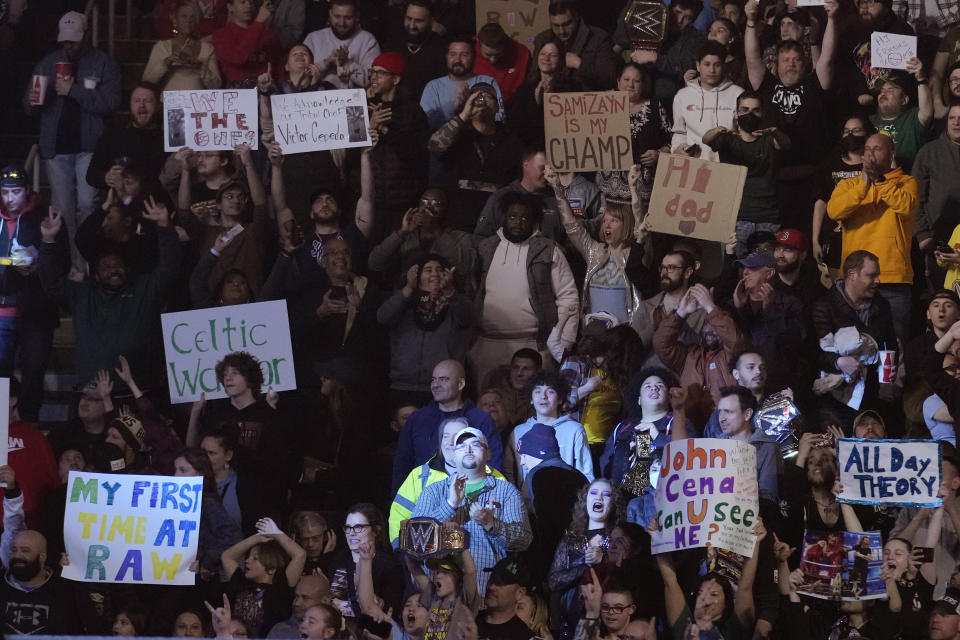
[737,113,762,133]
[842,134,867,153]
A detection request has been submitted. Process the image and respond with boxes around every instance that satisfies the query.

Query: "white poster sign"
[871,32,918,70]
[62,471,202,585]
[163,89,259,151]
[271,89,372,154]
[161,300,296,404]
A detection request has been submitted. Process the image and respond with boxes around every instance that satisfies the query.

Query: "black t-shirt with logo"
[759,71,827,169]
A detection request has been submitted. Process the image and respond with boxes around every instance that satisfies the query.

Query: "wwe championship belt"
[623,0,667,50]
[620,430,654,497]
[399,518,469,560]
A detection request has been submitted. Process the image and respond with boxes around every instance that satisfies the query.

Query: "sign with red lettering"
[163,89,259,152]
[646,154,746,243]
[476,0,550,52]
[651,438,759,557]
[544,92,632,172]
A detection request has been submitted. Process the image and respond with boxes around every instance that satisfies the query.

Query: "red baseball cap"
[775,228,809,251]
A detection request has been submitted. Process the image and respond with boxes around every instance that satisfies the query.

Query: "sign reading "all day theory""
[62,472,202,586]
[160,300,296,404]
[544,92,633,172]
[837,438,942,507]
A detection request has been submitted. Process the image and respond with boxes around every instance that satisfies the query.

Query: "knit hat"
[517,423,561,461]
[371,52,405,77]
[57,11,86,43]
[110,414,146,453]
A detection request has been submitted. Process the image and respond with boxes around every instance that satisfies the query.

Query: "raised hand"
[41,207,63,242]
[94,369,114,400]
[204,594,232,637]
[580,567,603,619]
[142,196,171,227]
[448,473,466,507]
[256,517,283,537]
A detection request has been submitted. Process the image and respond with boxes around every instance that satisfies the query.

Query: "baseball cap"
[775,228,809,252]
[486,556,530,587]
[927,289,960,308]
[933,587,960,615]
[371,52,405,76]
[0,165,29,189]
[57,11,86,43]
[454,427,488,447]
[216,179,250,202]
[736,250,776,269]
[517,423,561,460]
[426,553,464,575]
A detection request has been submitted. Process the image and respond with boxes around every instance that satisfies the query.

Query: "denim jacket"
[27,47,122,159]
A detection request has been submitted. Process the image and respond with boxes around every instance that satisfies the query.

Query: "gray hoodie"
[503,414,594,486]
[671,78,743,161]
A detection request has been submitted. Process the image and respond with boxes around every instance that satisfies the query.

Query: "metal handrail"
[83,0,134,57]
[24,144,39,193]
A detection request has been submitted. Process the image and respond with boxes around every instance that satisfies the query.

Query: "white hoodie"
[671,78,743,162]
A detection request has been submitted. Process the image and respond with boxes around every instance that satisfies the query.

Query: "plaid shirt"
[411,474,532,595]
[893,0,959,36]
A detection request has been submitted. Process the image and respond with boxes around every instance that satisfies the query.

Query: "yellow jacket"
[827,167,918,284]
[938,225,960,290]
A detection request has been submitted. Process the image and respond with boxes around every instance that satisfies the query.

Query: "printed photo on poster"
[797,529,885,601]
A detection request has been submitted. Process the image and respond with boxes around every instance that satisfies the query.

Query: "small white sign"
[271,89,372,154]
[871,32,917,70]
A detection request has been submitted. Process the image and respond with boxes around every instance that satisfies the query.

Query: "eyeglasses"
[343,524,372,534]
[455,440,487,451]
[420,198,441,207]
[368,68,394,78]
[843,127,867,135]
[659,264,685,272]
[600,604,633,614]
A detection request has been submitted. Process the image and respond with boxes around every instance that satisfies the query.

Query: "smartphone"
[916,546,935,563]
[358,615,392,638]
[937,242,955,254]
[686,144,701,158]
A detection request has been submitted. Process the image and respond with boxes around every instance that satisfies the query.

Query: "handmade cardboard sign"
[871,32,917,70]
[476,0,550,52]
[646,154,746,243]
[836,438,942,507]
[161,301,296,404]
[271,89,372,154]
[163,89,258,151]
[62,471,202,585]
[651,438,759,557]
[544,92,633,172]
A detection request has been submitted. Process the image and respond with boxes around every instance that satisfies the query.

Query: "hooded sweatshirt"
[504,414,595,485]
[671,78,743,161]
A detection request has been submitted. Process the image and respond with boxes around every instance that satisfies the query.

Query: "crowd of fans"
[6,0,960,637]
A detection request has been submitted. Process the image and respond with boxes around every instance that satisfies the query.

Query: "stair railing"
[84,0,134,58]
